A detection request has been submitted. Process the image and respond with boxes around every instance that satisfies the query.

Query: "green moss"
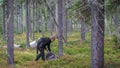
[0,32,120,68]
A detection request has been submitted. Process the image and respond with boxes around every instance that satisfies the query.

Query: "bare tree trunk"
[90,0,105,68]
[26,0,30,48]
[107,14,114,35]
[16,4,19,33]
[67,19,72,34]
[63,0,67,45]
[80,19,86,42]
[7,0,14,65]
[56,0,64,57]
[29,0,32,39]
[36,2,39,33]
[106,13,112,35]
[112,10,120,46]
[38,4,41,32]
[19,1,23,33]
[17,3,21,33]
[41,14,44,37]
[39,9,44,37]
[49,0,54,36]
[44,8,48,32]
[34,1,37,32]
[2,0,7,39]
[49,14,54,36]
[32,0,35,40]
[80,0,87,42]
[33,0,36,37]
[112,13,119,35]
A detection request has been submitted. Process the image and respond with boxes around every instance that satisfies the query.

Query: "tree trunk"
[90,0,105,68]
[40,10,44,37]
[49,0,54,36]
[110,14,113,34]
[19,1,23,33]
[41,15,44,37]
[34,1,37,32]
[80,19,86,42]
[7,0,14,65]
[56,0,64,57]
[67,19,72,34]
[2,0,7,39]
[26,0,30,48]
[106,13,112,35]
[80,0,86,42]
[36,2,40,33]
[32,0,35,40]
[29,1,32,39]
[16,4,19,33]
[49,13,54,36]
[63,0,67,45]
[112,13,119,35]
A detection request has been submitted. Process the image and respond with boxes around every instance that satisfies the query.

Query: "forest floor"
[0,32,120,68]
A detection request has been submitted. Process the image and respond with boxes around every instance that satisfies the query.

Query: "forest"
[0,0,120,68]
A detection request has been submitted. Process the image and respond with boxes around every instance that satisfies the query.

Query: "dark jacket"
[37,37,51,53]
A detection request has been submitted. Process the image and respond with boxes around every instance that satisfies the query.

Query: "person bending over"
[35,35,56,61]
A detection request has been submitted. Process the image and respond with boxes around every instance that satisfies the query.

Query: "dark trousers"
[35,48,45,61]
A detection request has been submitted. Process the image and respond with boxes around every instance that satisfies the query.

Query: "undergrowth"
[0,32,120,68]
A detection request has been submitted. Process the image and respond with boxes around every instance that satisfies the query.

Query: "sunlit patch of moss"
[14,49,36,66]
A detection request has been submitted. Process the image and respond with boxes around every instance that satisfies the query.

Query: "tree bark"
[90,0,105,68]
[2,0,7,39]
[40,8,44,37]
[32,0,35,40]
[35,2,40,33]
[56,0,64,57]
[16,4,19,33]
[112,13,119,35]
[26,0,30,48]
[7,0,14,65]
[80,0,87,42]
[29,0,32,39]
[49,0,54,36]
[20,1,23,33]
[67,19,72,34]
[80,19,86,42]
[63,0,68,45]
